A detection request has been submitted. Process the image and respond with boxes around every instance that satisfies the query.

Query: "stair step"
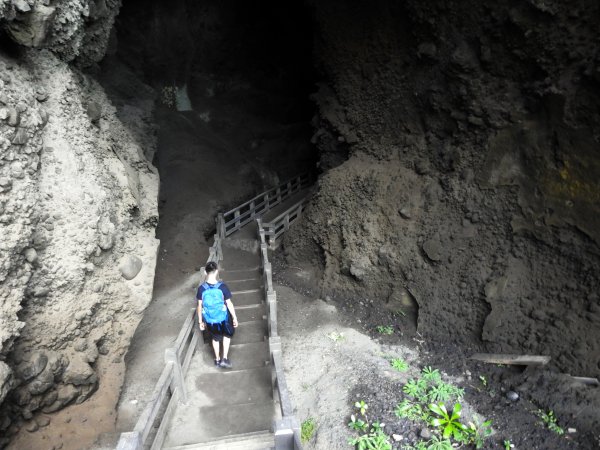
[227,278,263,291]
[231,292,263,306]
[164,431,274,450]
[193,366,273,405]
[228,320,267,344]
[201,341,269,370]
[237,303,266,323]
[164,401,275,446]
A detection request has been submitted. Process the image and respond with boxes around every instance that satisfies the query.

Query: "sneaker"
[220,358,232,369]
[214,359,221,367]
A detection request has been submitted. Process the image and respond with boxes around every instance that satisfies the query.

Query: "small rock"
[420,428,432,439]
[7,108,19,127]
[422,239,442,261]
[12,128,29,145]
[506,391,519,401]
[392,434,403,442]
[36,416,50,428]
[567,427,576,433]
[119,255,143,280]
[25,421,38,433]
[35,89,48,102]
[24,248,38,264]
[0,108,8,120]
[86,102,101,123]
[398,207,411,219]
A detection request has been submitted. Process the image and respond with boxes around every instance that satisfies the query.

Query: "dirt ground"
[274,262,600,450]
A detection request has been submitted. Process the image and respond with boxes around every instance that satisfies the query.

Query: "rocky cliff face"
[285,0,600,380]
[0,0,158,444]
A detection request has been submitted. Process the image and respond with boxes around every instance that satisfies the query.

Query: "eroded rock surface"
[0,49,158,446]
[285,0,600,390]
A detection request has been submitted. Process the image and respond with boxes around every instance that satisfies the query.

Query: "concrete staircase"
[162,227,278,449]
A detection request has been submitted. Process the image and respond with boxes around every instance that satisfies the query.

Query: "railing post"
[165,347,187,404]
[267,290,277,337]
[116,431,143,450]
[217,213,225,239]
[274,416,301,450]
[234,209,240,231]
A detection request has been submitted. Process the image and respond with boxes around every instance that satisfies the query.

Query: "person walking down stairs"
[197,261,239,368]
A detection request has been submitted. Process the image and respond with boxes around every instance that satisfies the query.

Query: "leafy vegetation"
[390,357,409,372]
[503,439,515,449]
[429,402,467,440]
[393,366,493,449]
[376,325,394,335]
[402,367,464,404]
[348,401,392,450]
[402,435,453,450]
[536,409,564,435]
[301,417,316,443]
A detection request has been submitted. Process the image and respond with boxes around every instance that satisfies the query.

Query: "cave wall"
[0,0,159,443]
[285,0,600,377]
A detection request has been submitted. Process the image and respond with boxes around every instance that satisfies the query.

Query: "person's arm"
[197,300,206,330]
[225,299,238,327]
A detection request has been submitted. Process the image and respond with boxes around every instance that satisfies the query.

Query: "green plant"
[355,400,368,416]
[349,422,391,450]
[537,409,564,435]
[327,331,345,341]
[503,439,515,449]
[395,399,426,421]
[428,383,456,403]
[429,402,467,440]
[348,414,369,432]
[301,417,316,443]
[391,357,409,372]
[401,436,453,450]
[462,416,493,448]
[376,325,394,335]
[479,375,487,387]
[422,366,442,384]
[403,378,428,402]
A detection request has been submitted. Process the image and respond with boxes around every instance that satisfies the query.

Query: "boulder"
[119,255,143,280]
[16,352,48,382]
[27,366,55,395]
[61,357,96,386]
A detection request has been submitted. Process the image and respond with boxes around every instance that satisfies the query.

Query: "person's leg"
[222,336,231,359]
[211,338,220,361]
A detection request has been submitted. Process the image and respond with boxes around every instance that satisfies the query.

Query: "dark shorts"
[206,316,234,342]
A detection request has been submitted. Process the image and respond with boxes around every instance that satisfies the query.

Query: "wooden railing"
[218,173,312,238]
[117,176,309,450]
[116,229,223,450]
[260,196,310,248]
[257,222,302,450]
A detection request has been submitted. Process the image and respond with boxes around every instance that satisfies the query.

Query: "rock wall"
[285,0,600,378]
[1,0,121,67]
[0,1,159,443]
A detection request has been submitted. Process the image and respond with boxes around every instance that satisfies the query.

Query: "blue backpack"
[201,282,228,324]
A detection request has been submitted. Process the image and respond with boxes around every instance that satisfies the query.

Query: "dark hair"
[205,261,218,274]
